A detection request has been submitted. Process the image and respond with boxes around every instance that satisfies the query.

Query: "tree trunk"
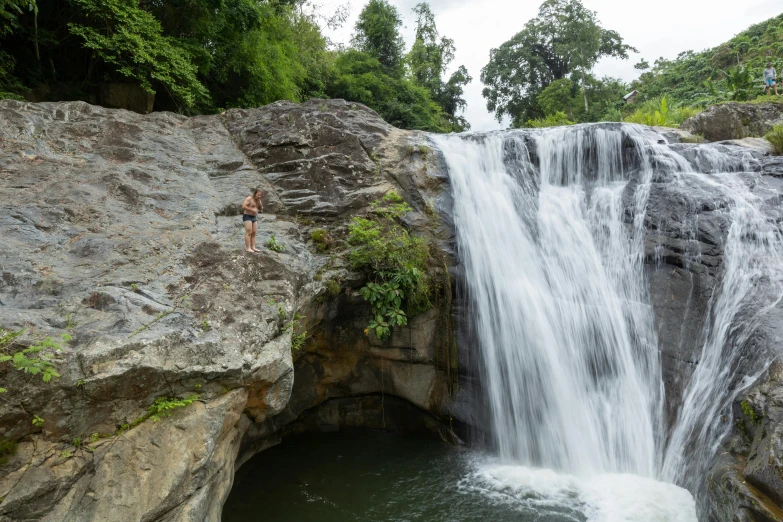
[580,65,589,112]
[578,48,589,113]
[33,9,40,63]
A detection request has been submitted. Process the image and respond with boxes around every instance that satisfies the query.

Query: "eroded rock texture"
[0,99,458,522]
[681,102,783,142]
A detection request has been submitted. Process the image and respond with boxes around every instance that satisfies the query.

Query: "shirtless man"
[242,189,264,252]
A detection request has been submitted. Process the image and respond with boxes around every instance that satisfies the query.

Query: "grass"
[325,279,341,296]
[766,124,783,154]
[309,229,333,252]
[721,95,783,106]
[680,134,705,144]
[0,438,16,466]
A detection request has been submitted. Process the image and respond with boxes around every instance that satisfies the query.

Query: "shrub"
[347,218,428,278]
[347,197,432,340]
[524,111,574,128]
[623,96,701,128]
[309,229,333,252]
[265,234,286,253]
[0,328,70,393]
[382,190,404,203]
[766,124,783,155]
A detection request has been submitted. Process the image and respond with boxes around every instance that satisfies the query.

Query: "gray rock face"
[0,99,457,522]
[3,98,783,522]
[681,102,783,142]
[1,390,247,522]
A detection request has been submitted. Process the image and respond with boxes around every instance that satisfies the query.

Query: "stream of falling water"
[431,125,783,521]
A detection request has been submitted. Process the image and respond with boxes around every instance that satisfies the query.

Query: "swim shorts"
[243,214,257,223]
[766,78,777,87]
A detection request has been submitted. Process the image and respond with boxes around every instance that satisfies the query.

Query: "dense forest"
[0,0,470,132]
[1,0,781,131]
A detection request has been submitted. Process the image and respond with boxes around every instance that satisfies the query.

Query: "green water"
[221,431,576,522]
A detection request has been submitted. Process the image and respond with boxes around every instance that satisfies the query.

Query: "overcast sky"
[318,0,781,131]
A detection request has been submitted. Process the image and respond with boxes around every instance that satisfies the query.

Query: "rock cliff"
[0,99,459,521]
[2,99,783,522]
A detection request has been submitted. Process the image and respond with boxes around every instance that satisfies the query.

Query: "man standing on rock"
[242,189,264,253]
[764,62,779,96]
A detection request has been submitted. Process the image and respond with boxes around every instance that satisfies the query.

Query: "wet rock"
[708,452,783,522]
[745,404,783,507]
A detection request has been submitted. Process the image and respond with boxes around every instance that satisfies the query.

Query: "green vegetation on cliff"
[0,0,469,131]
[767,125,783,154]
[347,193,431,340]
[0,328,69,393]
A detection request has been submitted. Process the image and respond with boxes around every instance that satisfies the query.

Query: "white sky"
[318,0,782,130]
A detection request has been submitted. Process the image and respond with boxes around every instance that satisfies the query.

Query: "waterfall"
[661,170,783,493]
[432,124,783,520]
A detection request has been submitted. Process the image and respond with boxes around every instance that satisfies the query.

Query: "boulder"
[680,102,783,142]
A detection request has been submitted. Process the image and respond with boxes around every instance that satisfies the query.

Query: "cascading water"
[432,124,783,521]
[661,169,783,494]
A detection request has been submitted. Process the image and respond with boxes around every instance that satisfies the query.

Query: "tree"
[635,59,650,71]
[67,0,209,111]
[325,49,452,132]
[407,2,471,131]
[352,0,405,75]
[481,0,635,125]
[537,78,579,119]
[438,65,472,131]
[143,0,328,110]
[0,0,35,35]
[408,3,452,96]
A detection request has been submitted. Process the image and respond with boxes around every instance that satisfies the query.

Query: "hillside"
[632,14,783,104]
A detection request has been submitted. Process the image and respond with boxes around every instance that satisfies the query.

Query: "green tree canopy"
[407,2,471,131]
[68,0,209,111]
[352,0,405,75]
[481,0,635,126]
[0,0,472,132]
[325,1,468,133]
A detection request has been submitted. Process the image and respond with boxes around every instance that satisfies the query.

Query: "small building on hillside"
[623,90,639,104]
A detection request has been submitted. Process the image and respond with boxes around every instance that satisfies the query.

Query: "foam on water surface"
[460,460,697,522]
